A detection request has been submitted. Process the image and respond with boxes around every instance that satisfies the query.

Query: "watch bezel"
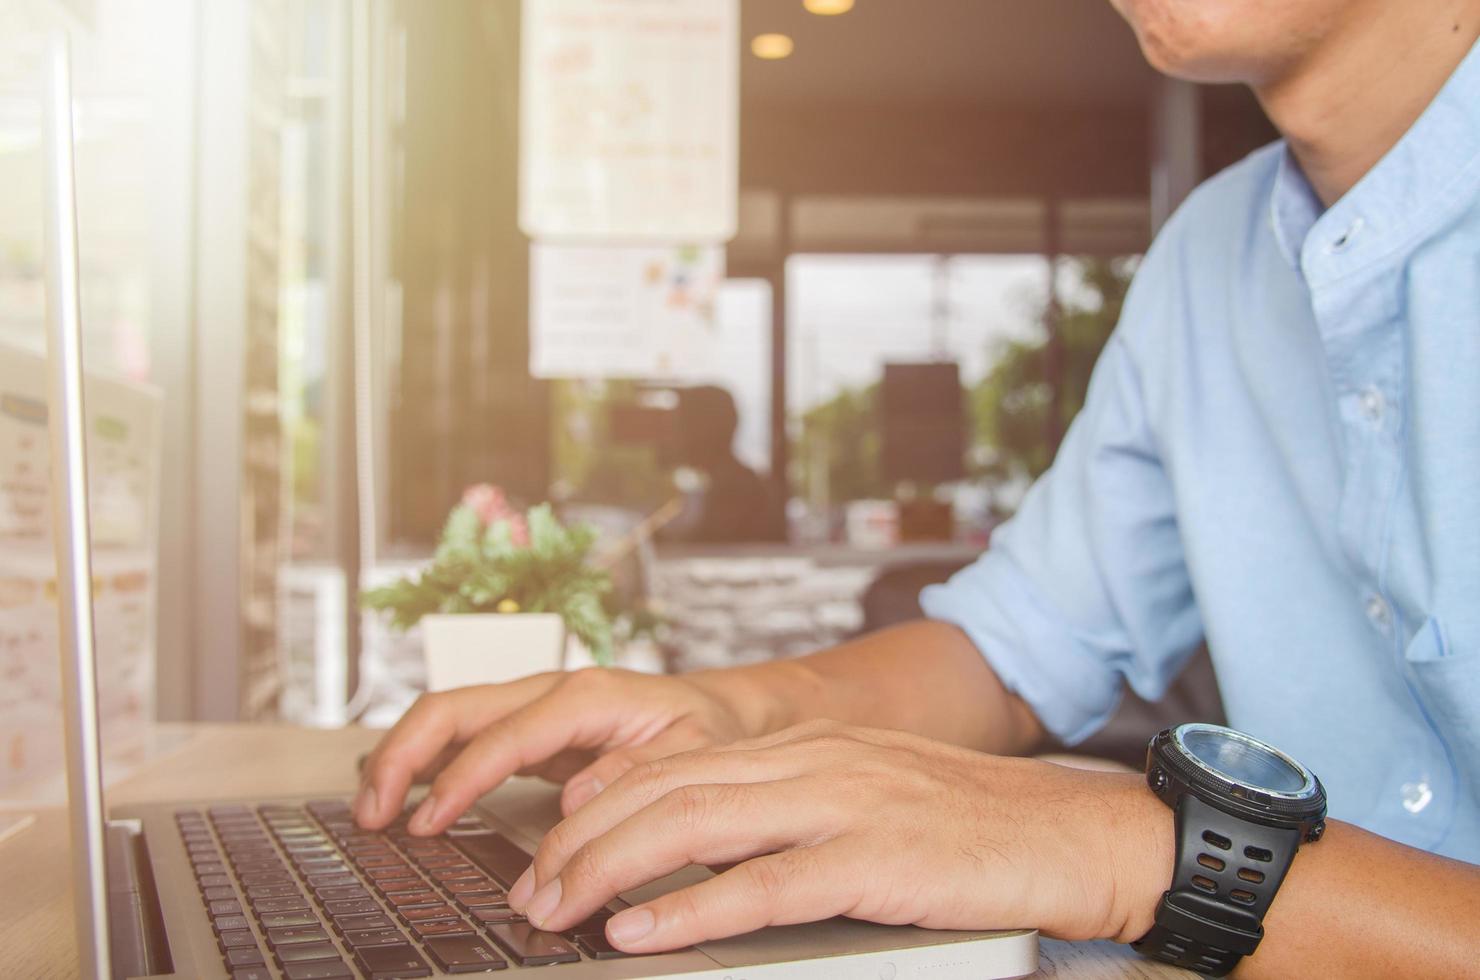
[1172,722,1319,801]
[1147,724,1327,833]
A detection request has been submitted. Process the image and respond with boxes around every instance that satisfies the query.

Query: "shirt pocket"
[1403,617,1480,805]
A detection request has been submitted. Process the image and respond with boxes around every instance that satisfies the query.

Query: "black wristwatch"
[1133,723,1327,977]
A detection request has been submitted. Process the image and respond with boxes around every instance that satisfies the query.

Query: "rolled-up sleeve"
[921,333,1203,745]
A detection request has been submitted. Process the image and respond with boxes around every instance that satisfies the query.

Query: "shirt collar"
[1269,148,1323,269]
[1267,37,1480,286]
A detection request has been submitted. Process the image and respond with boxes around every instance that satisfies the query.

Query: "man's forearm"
[1236,820,1480,978]
[689,619,1046,755]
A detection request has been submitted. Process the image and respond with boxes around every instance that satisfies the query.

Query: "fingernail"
[564,777,603,811]
[608,907,655,946]
[408,794,439,834]
[353,783,378,825]
[507,865,535,909]
[525,877,562,927]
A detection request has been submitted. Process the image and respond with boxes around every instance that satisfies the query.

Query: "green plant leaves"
[361,501,618,666]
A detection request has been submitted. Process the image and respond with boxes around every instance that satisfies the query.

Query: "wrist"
[1101,772,1175,944]
[686,659,814,739]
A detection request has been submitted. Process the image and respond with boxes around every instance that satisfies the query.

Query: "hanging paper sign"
[520,0,739,241]
[530,242,725,379]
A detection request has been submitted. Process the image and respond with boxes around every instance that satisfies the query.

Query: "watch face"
[1174,724,1316,797]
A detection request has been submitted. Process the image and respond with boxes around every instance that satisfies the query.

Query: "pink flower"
[463,483,513,525]
[506,513,531,548]
[462,483,530,547]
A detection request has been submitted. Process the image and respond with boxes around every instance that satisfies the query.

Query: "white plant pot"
[420,613,567,692]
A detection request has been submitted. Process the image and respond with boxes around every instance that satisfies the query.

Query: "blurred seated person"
[660,385,780,544]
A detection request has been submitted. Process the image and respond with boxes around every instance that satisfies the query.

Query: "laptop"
[37,29,1039,980]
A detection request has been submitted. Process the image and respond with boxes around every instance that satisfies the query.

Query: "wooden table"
[0,724,1188,979]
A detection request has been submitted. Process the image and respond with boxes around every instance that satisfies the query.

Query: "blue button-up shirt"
[923,41,1480,862]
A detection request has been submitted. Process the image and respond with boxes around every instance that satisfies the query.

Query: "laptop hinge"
[105,821,173,978]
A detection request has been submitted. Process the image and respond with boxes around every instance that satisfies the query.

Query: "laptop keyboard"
[176,799,635,978]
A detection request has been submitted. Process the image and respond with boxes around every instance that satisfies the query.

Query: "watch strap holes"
[1201,830,1232,850]
[1229,888,1257,905]
[1198,953,1227,971]
[1244,845,1274,863]
[1236,867,1265,884]
[1196,853,1226,872]
[1190,874,1218,894]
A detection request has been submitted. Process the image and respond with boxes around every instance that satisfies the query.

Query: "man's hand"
[506,720,1173,953]
[355,668,759,833]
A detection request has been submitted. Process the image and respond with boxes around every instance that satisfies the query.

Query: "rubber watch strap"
[1133,795,1301,976]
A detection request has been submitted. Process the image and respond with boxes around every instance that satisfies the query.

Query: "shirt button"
[1330,216,1365,252]
[1359,386,1385,422]
[1401,780,1433,814]
[1365,594,1392,631]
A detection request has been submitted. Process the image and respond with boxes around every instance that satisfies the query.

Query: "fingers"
[605,846,859,953]
[521,778,835,933]
[356,674,562,828]
[519,743,817,901]
[558,720,715,816]
[407,672,658,835]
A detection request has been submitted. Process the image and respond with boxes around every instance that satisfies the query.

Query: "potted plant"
[362,485,617,691]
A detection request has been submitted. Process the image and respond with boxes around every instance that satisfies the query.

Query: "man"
[357,1,1480,975]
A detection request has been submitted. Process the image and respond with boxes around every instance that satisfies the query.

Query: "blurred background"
[0,0,1265,798]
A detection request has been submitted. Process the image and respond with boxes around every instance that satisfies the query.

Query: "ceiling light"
[750,33,794,60]
[803,0,854,14]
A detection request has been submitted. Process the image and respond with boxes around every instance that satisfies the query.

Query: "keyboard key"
[282,962,353,980]
[567,911,613,937]
[401,903,460,923]
[576,932,629,960]
[342,927,408,948]
[230,968,272,980]
[452,834,531,888]
[365,866,416,882]
[192,862,228,876]
[283,836,330,849]
[266,925,331,946]
[296,857,349,873]
[324,898,380,916]
[455,891,508,909]
[213,914,251,933]
[428,865,478,882]
[414,854,467,869]
[253,896,312,914]
[218,929,258,951]
[227,842,279,855]
[203,886,238,901]
[314,885,371,901]
[484,921,580,966]
[226,946,267,966]
[198,874,233,889]
[384,890,441,908]
[331,912,396,933]
[247,884,301,899]
[259,910,320,929]
[440,878,491,895]
[355,854,404,869]
[469,907,524,925]
[409,917,474,939]
[424,935,508,973]
[306,873,359,888]
[354,943,432,979]
[242,872,295,886]
[209,899,244,916]
[273,941,342,965]
[232,860,285,875]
